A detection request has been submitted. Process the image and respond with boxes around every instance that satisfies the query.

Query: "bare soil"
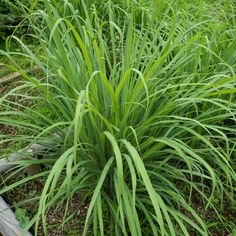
[2,177,89,236]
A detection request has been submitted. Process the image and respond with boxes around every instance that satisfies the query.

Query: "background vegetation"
[0,0,31,43]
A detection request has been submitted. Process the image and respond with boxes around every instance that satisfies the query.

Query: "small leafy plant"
[14,203,31,228]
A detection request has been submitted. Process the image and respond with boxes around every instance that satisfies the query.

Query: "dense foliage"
[0,0,236,235]
[0,0,30,44]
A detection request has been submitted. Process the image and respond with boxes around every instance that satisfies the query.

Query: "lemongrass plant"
[0,0,236,235]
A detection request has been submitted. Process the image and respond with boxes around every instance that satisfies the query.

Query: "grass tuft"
[1,0,236,235]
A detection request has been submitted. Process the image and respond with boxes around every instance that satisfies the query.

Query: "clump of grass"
[1,0,236,235]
